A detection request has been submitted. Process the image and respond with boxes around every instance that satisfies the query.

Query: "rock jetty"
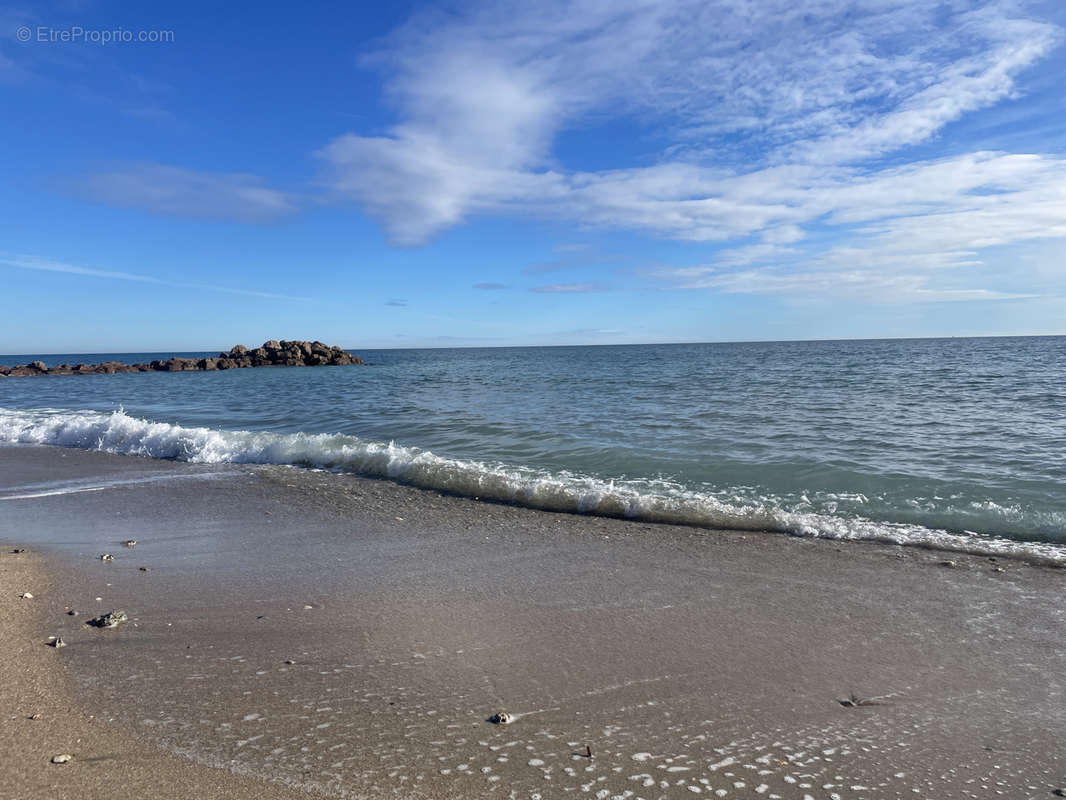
[0,340,363,377]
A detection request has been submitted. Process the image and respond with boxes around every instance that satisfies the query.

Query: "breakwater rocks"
[0,340,364,377]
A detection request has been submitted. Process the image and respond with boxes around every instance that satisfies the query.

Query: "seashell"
[489,712,514,725]
[19,592,33,599]
[51,754,73,764]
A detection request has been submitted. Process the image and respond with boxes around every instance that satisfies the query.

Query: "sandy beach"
[3,443,1065,799]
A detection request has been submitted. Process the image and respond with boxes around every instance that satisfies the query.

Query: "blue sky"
[2,0,1065,352]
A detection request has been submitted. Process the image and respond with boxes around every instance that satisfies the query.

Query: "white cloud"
[68,164,298,223]
[652,150,1066,300]
[316,0,1061,242]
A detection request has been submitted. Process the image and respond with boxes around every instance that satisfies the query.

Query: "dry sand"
[0,549,312,800]
[2,443,1066,799]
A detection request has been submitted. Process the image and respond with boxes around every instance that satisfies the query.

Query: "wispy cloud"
[310,0,1066,302]
[65,163,299,223]
[651,151,1066,300]
[385,298,408,306]
[0,253,315,302]
[316,0,1060,238]
[530,281,610,293]
[521,242,621,274]
[473,282,510,290]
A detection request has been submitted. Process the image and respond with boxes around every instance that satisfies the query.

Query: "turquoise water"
[2,337,1064,558]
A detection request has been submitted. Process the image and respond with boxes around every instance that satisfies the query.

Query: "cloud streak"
[66,164,299,223]
[530,281,610,293]
[0,253,315,302]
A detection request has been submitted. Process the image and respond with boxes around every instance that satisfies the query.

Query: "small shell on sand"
[489,712,514,725]
[51,754,73,764]
[19,592,33,599]
[99,554,115,562]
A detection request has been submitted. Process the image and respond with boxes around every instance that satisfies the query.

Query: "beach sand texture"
[2,444,1065,799]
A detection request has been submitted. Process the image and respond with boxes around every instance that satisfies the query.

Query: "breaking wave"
[2,406,1063,564]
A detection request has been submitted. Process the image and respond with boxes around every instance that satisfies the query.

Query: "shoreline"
[3,444,1066,799]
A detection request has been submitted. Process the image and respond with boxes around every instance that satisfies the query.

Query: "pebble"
[87,610,129,629]
[1053,790,1066,798]
[51,754,73,764]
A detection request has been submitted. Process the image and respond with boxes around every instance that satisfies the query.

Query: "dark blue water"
[2,337,1064,559]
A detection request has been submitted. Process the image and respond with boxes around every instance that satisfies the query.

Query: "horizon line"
[3,331,1065,358]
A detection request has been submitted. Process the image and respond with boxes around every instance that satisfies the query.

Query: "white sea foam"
[2,406,1064,564]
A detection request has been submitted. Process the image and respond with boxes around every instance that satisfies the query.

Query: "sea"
[2,337,1064,562]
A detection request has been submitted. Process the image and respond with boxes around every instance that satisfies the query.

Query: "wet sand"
[2,443,1066,799]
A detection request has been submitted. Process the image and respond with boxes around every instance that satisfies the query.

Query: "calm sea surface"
[2,337,1064,559]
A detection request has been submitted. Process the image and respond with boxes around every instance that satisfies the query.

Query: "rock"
[87,610,129,628]
[67,609,77,616]
[1053,789,1066,797]
[489,712,514,725]
[1,340,364,377]
[51,754,74,764]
